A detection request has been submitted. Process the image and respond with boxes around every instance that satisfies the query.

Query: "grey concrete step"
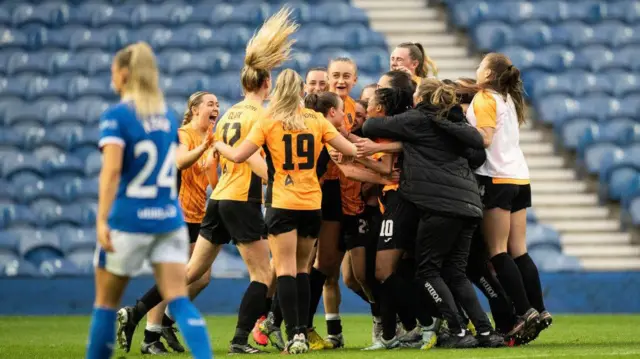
[561,232,632,245]
[532,181,588,194]
[367,9,439,21]
[564,245,640,258]
[545,219,621,233]
[529,169,576,181]
[580,258,640,271]
[372,21,447,33]
[533,193,598,206]
[535,206,610,220]
[354,0,427,9]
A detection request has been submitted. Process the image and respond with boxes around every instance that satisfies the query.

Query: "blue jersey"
[98,101,184,233]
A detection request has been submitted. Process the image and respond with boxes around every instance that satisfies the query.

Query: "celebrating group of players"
[85,7,552,359]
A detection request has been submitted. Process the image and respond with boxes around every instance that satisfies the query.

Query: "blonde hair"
[241,7,299,93]
[267,69,305,131]
[328,57,358,75]
[182,91,210,125]
[397,42,438,78]
[114,42,165,117]
[416,78,458,119]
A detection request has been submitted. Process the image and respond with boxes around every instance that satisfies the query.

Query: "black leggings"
[414,212,492,334]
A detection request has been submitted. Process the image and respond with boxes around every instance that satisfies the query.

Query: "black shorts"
[340,206,379,251]
[186,222,200,243]
[477,176,532,213]
[199,200,265,245]
[377,191,419,252]
[321,179,342,222]
[265,208,322,238]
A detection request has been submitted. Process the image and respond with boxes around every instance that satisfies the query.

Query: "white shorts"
[93,227,189,277]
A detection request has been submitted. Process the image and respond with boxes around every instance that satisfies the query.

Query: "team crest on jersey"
[285,174,294,186]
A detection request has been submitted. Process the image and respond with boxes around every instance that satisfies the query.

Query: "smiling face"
[328,60,357,99]
[305,70,328,94]
[390,47,418,75]
[193,93,219,129]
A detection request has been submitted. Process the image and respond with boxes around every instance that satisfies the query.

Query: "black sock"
[307,267,327,328]
[296,273,311,334]
[271,293,284,327]
[134,286,163,324]
[514,253,546,313]
[232,281,269,345]
[421,276,463,333]
[326,318,342,336]
[382,273,417,332]
[277,275,299,341]
[491,252,532,315]
[380,277,400,340]
[144,329,161,343]
[161,314,175,327]
[264,297,273,318]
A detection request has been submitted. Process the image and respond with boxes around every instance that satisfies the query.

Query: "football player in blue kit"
[85,42,213,359]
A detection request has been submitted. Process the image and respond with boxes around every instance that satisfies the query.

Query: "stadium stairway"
[353,0,640,271]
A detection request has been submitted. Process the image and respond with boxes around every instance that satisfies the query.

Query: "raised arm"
[355,154,394,175]
[176,130,214,170]
[336,163,395,185]
[356,138,403,157]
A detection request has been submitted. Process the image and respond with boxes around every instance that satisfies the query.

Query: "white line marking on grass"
[463,351,640,359]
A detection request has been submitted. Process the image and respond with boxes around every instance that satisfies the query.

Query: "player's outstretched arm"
[97,144,123,252]
[214,140,260,164]
[327,134,357,158]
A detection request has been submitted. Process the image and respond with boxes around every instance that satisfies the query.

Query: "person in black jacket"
[362,78,500,348]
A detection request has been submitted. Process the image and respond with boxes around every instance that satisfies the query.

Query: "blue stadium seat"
[561,1,607,24]
[514,21,552,49]
[11,3,70,28]
[613,46,640,71]
[629,196,640,226]
[65,249,94,273]
[160,50,211,75]
[64,178,99,202]
[2,153,44,180]
[526,209,538,223]
[70,3,131,28]
[267,2,311,24]
[573,72,614,96]
[0,75,31,100]
[582,143,623,175]
[211,2,270,27]
[0,28,30,50]
[603,168,640,201]
[18,179,68,204]
[130,4,191,28]
[39,258,82,277]
[0,179,14,202]
[43,154,85,177]
[343,24,386,49]
[0,258,41,277]
[0,7,9,26]
[534,46,577,72]
[58,226,96,254]
[531,73,573,99]
[310,3,368,26]
[353,48,389,74]
[85,151,102,177]
[210,73,243,100]
[0,231,18,257]
[15,229,62,266]
[60,26,129,52]
[4,104,49,127]
[283,52,312,74]
[608,71,640,97]
[561,118,598,150]
[67,75,113,100]
[575,46,619,72]
[43,102,84,127]
[6,51,50,76]
[530,251,582,272]
[593,21,633,48]
[0,203,38,229]
[26,76,68,100]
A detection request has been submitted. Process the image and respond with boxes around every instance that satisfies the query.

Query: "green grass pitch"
[1,315,640,358]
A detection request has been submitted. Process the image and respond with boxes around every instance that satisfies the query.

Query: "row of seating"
[0,177,97,204]
[497,45,640,73]
[1,23,386,51]
[1,2,360,29]
[450,1,640,28]
[0,151,101,179]
[0,47,390,76]
[534,94,640,125]
[560,118,640,151]
[0,200,96,229]
[530,71,640,99]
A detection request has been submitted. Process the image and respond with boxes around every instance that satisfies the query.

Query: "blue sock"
[168,296,212,359]
[86,307,116,359]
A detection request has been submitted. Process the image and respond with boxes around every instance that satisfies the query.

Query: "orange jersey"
[177,125,215,223]
[338,169,365,216]
[246,108,339,210]
[321,96,357,182]
[211,99,264,203]
[372,138,400,193]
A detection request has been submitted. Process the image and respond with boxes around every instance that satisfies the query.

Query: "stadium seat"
[84,151,102,177]
[582,143,623,175]
[58,226,96,254]
[0,230,18,256]
[70,3,131,28]
[65,249,94,273]
[131,4,192,28]
[2,153,44,180]
[309,3,368,26]
[43,154,85,177]
[11,3,70,28]
[0,179,14,202]
[0,258,41,277]
[608,71,640,97]
[514,21,552,49]
[573,72,614,97]
[6,51,50,76]
[527,223,562,252]
[16,229,63,266]
[0,28,30,50]
[629,197,640,227]
[64,178,99,202]
[561,118,598,150]
[18,179,68,204]
[530,251,582,272]
[39,258,82,277]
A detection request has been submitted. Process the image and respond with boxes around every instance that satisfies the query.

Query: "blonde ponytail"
[114,42,165,118]
[424,55,439,78]
[416,78,458,119]
[267,69,305,132]
[241,7,299,93]
[398,42,439,78]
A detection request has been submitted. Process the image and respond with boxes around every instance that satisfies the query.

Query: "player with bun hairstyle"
[390,42,439,84]
[117,91,220,354]
[91,42,213,359]
[214,69,357,354]
[469,53,550,344]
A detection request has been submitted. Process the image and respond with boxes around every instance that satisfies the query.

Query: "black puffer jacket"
[363,103,484,219]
